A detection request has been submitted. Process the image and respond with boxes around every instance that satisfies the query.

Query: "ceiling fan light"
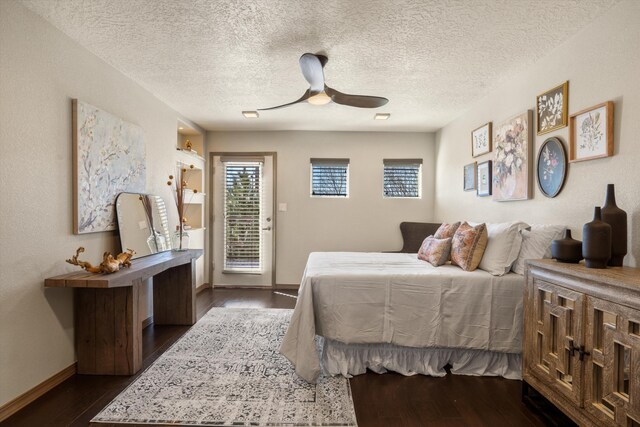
[308,92,332,106]
[242,111,259,118]
[374,113,391,120]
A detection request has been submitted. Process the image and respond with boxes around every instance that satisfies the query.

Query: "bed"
[280,251,524,383]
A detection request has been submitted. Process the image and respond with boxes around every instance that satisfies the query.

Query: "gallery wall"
[434,0,640,268]
[207,131,436,284]
[0,1,200,407]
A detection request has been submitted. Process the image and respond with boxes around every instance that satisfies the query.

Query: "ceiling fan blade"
[299,53,325,93]
[257,90,311,111]
[325,86,389,108]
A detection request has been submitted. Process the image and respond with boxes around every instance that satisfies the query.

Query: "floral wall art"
[537,137,567,198]
[569,101,613,162]
[536,81,568,135]
[471,122,492,157]
[492,110,532,201]
[73,100,146,234]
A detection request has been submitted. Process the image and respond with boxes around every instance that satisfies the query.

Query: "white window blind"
[383,159,422,198]
[223,161,263,272]
[310,158,349,197]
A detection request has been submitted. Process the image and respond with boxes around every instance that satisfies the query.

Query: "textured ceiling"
[21,0,619,132]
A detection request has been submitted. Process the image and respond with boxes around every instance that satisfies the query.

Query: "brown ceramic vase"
[582,207,612,269]
[601,184,627,266]
[551,229,583,263]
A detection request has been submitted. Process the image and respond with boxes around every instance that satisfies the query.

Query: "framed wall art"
[537,137,567,198]
[73,99,146,234]
[536,81,568,135]
[569,101,613,162]
[492,110,533,202]
[471,122,492,157]
[476,160,492,197]
[463,162,477,191]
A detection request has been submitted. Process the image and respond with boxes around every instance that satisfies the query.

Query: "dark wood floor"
[3,288,574,427]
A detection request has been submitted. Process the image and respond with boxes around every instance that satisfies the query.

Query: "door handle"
[262,226,272,231]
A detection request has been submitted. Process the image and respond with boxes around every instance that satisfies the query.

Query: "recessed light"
[374,113,390,120]
[178,126,184,130]
[242,111,259,119]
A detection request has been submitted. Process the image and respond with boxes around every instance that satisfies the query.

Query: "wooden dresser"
[524,259,640,426]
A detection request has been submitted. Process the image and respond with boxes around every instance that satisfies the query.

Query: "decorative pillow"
[434,222,461,239]
[450,222,488,271]
[478,221,530,276]
[512,224,566,275]
[418,236,452,267]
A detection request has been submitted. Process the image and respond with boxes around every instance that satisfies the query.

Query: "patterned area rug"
[92,308,357,426]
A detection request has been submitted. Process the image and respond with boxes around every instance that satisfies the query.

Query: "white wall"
[0,1,200,406]
[434,0,640,267]
[208,131,436,284]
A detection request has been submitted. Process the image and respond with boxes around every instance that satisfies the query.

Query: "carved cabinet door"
[527,278,585,407]
[584,297,640,426]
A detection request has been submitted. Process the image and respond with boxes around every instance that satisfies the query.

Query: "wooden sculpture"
[66,247,135,274]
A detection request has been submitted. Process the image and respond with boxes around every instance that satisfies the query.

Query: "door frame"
[209,152,277,288]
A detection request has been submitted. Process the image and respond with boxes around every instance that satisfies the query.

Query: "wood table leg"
[75,282,142,375]
[152,259,196,325]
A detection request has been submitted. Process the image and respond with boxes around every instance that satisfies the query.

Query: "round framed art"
[537,137,567,198]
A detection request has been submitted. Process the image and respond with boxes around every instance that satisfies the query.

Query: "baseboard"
[196,283,212,294]
[142,316,153,329]
[0,363,77,422]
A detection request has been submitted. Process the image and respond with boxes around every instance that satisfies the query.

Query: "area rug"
[92,308,357,426]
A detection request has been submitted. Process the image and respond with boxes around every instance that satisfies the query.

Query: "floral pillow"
[451,222,488,271]
[434,222,461,239]
[418,236,452,267]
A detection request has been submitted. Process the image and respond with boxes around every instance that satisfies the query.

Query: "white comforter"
[280,252,524,382]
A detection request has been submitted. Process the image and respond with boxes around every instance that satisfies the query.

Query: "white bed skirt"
[321,339,522,380]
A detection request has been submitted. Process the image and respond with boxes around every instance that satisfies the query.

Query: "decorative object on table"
[471,122,492,157]
[91,308,356,426]
[551,229,583,263]
[115,193,172,259]
[66,247,135,274]
[72,99,145,234]
[167,164,198,251]
[582,207,612,269]
[536,137,567,198]
[536,81,568,135]
[185,139,193,150]
[492,110,533,201]
[569,101,614,162]
[476,160,492,197]
[463,162,477,191]
[601,184,627,266]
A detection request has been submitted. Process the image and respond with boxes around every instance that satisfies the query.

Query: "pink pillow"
[434,222,461,239]
[418,236,453,267]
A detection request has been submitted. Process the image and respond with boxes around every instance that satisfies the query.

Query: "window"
[383,159,422,198]
[223,160,263,272]
[310,158,349,197]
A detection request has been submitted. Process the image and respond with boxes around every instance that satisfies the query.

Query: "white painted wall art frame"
[73,99,146,234]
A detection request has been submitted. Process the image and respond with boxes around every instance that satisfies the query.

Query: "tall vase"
[601,184,627,266]
[582,207,611,269]
[172,224,190,251]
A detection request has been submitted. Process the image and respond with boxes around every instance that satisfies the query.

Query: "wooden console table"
[45,249,203,375]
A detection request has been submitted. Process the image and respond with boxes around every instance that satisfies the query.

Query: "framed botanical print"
[569,101,614,162]
[471,122,492,157]
[536,81,568,135]
[476,160,492,197]
[492,110,533,201]
[537,137,567,198]
[463,162,477,191]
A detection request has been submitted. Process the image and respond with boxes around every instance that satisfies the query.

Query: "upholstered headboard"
[398,222,441,253]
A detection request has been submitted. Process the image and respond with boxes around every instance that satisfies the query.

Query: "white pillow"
[511,224,566,275]
[478,221,530,276]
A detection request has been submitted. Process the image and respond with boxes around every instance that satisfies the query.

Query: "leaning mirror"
[115,193,172,259]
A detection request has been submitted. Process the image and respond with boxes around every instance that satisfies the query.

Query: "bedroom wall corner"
[434,0,640,268]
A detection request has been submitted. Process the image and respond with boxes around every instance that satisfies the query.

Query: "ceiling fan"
[258,53,389,111]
